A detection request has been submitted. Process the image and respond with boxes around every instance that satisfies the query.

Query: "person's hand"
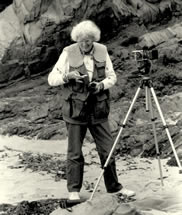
[67,71,85,82]
[88,81,104,94]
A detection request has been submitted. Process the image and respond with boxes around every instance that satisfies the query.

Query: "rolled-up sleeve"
[101,52,117,90]
[48,50,69,86]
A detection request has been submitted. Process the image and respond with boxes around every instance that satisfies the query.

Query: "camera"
[132,49,158,62]
[89,82,97,89]
[88,82,97,92]
[130,47,158,76]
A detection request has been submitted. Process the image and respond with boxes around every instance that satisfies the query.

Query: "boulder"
[12,0,82,44]
[50,194,141,215]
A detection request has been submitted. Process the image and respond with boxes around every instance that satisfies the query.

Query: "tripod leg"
[145,86,149,112]
[150,87,182,172]
[89,87,142,201]
[147,88,164,185]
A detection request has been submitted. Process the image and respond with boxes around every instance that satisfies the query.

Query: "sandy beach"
[0,135,182,215]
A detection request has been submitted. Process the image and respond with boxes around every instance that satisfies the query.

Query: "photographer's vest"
[62,42,110,124]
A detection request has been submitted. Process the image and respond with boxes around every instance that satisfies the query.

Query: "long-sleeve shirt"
[48,47,117,90]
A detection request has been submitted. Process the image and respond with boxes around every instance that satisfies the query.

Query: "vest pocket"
[62,99,71,117]
[70,99,87,119]
[72,82,84,93]
[94,93,110,119]
[95,62,106,80]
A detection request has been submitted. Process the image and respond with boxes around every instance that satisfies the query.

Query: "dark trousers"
[66,121,122,192]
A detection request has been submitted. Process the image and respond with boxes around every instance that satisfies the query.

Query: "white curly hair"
[71,20,101,42]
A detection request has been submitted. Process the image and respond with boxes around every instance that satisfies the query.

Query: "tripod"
[89,75,182,201]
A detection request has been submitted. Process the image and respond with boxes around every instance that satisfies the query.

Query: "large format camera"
[132,48,158,62]
[131,47,159,75]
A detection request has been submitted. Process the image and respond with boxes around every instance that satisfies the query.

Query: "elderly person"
[48,20,135,202]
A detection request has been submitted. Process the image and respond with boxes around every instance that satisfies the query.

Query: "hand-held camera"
[89,82,97,88]
[88,82,97,93]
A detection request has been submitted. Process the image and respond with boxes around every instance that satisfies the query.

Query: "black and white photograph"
[0,0,182,214]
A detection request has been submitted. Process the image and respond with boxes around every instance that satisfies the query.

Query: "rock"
[27,103,49,122]
[146,0,161,3]
[50,194,141,215]
[0,0,182,160]
[0,60,24,84]
[109,118,119,133]
[0,0,13,12]
[0,0,181,85]
[167,147,182,167]
[36,123,67,140]
[0,5,21,60]
[139,27,176,48]
[161,92,182,113]
[12,0,81,44]
[115,203,141,215]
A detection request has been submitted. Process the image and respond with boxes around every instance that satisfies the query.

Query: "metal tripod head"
[135,56,155,89]
[140,76,153,88]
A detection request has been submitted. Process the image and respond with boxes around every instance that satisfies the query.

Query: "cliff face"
[1,0,182,86]
[0,0,182,159]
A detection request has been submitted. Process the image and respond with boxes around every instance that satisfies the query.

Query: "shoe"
[68,192,80,200]
[119,188,136,198]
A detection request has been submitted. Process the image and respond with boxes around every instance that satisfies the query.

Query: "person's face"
[77,35,94,53]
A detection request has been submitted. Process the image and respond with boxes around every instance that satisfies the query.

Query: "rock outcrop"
[1,0,182,86]
[0,0,182,160]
